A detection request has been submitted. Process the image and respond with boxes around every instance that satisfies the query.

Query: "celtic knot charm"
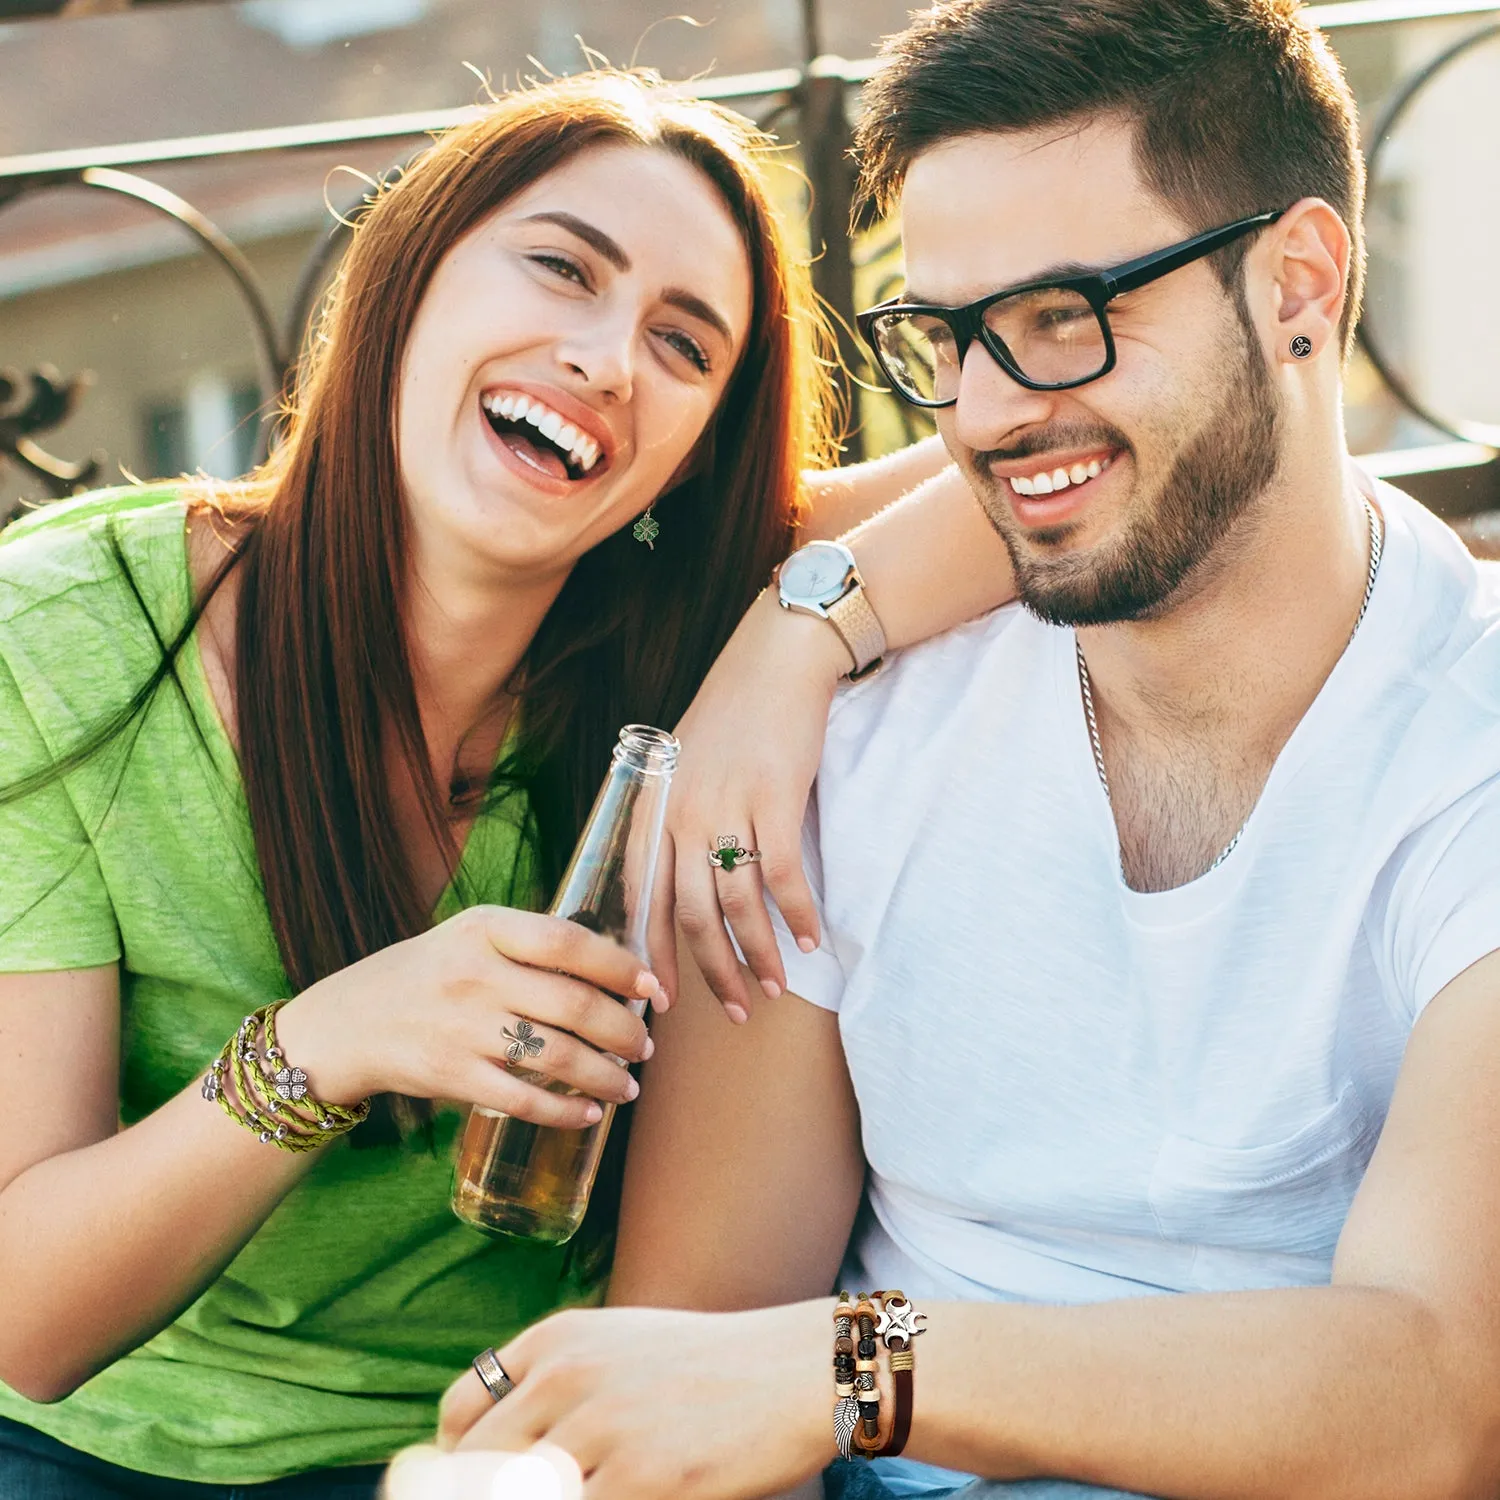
[632,510,660,549]
[875,1294,927,1346]
[503,1019,546,1066]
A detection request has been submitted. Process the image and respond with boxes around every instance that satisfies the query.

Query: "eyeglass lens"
[874,286,1109,401]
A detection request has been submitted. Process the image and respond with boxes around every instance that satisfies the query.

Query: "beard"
[966,312,1281,628]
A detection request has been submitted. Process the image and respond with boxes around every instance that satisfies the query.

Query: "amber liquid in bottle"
[451,725,677,1244]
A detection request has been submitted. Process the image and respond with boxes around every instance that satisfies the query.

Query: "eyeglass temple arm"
[1100,210,1285,298]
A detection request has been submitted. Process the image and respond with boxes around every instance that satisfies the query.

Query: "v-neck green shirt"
[0,488,601,1483]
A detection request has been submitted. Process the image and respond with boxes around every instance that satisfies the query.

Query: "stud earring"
[1290,335,1313,359]
[632,508,660,549]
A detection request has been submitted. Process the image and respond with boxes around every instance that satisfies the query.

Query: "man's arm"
[897,949,1500,1500]
[609,945,864,1312]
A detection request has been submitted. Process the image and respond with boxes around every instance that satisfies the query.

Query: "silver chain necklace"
[1076,496,1383,876]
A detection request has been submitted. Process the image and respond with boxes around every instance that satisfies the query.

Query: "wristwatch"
[775,539,887,681]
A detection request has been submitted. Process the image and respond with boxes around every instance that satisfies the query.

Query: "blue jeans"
[823,1459,1158,1500]
[0,1417,385,1499]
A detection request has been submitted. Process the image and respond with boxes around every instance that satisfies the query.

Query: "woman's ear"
[662,423,718,492]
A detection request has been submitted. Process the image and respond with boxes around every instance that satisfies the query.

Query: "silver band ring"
[473,1347,515,1403]
[709,835,761,873]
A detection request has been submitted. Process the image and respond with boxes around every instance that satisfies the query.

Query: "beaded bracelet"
[850,1295,884,1453]
[832,1293,859,1460]
[202,1002,368,1150]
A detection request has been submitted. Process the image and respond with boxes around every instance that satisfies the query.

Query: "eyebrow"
[522,210,734,346]
[522,211,630,270]
[661,288,734,345]
[904,260,1102,305]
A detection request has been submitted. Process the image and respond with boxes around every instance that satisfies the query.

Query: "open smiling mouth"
[481,392,607,483]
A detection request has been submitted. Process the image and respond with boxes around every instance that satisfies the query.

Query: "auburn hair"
[202,72,832,1161]
[855,0,1366,355]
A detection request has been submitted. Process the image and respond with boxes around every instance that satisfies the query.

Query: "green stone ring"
[709,834,762,872]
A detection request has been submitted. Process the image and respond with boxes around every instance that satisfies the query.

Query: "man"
[440,3,1500,1496]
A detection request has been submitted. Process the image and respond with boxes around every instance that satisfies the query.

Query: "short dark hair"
[855,0,1366,354]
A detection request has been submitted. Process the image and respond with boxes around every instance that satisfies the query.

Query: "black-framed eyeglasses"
[856,209,1285,408]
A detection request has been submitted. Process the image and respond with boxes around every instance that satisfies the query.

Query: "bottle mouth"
[615,723,680,772]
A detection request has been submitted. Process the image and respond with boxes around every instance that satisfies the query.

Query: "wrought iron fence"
[2,0,1498,523]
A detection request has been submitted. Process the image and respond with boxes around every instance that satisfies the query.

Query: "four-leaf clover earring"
[632,507,660,549]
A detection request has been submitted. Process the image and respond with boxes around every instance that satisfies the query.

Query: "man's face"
[900,119,1280,626]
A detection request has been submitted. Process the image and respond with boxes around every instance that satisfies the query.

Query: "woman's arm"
[0,909,657,1402]
[798,433,953,540]
[658,457,1014,1015]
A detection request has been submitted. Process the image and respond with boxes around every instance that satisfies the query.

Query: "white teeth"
[1032,472,1054,494]
[1050,468,1070,490]
[1070,463,1089,485]
[1087,458,1102,478]
[484,391,607,475]
[1009,475,1034,496]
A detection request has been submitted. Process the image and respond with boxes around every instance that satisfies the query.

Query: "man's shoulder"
[827,599,1047,743]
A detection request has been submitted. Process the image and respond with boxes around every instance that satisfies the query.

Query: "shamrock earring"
[632,508,660,549]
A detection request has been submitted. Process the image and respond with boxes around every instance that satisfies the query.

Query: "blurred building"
[1,0,1498,516]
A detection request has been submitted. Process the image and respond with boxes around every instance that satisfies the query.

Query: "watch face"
[780,542,852,607]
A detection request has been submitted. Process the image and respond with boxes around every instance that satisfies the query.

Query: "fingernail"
[650,987,671,1014]
[633,971,660,1000]
[585,1102,604,1123]
[724,1003,749,1025]
[642,1035,656,1060]
[796,935,817,954]
[760,977,782,1000]
[623,1076,640,1101]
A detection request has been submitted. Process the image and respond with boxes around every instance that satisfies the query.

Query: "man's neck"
[1075,450,1377,891]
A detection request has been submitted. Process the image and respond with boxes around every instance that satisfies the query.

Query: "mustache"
[969,425,1131,468]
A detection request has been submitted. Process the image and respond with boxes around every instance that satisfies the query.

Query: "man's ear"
[1266,197,1351,363]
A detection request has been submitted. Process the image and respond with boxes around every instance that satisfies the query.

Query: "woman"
[0,69,953,1496]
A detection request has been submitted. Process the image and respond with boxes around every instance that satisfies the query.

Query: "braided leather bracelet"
[203,1002,368,1150]
[872,1290,926,1458]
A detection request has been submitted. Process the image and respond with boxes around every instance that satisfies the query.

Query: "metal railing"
[1,0,1498,515]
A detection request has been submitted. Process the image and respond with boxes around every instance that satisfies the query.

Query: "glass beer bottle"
[450,724,678,1243]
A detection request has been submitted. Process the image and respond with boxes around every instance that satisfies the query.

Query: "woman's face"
[397,141,755,587]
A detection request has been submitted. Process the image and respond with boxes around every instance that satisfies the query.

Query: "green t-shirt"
[0,487,601,1483]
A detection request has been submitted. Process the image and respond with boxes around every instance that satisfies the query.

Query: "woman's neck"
[403,555,565,752]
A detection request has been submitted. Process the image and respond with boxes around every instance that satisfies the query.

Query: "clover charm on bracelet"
[272,1065,309,1102]
[503,1019,546,1066]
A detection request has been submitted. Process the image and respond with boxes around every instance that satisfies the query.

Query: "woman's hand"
[437,1301,832,1499]
[656,590,846,1020]
[276,906,660,1130]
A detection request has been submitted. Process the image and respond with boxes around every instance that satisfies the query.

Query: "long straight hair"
[205,73,831,1157]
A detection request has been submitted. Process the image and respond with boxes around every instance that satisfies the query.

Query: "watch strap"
[826,583,887,681]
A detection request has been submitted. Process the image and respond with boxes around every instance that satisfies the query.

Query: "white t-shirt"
[779,484,1500,1309]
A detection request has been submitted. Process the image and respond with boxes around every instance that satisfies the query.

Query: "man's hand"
[439,1302,833,1500]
